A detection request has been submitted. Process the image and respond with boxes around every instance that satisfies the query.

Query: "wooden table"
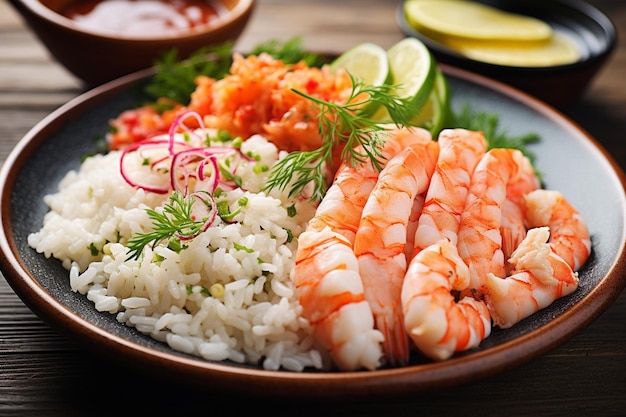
[1,0,625,415]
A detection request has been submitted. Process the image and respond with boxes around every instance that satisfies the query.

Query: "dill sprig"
[263,77,417,201]
[126,191,206,260]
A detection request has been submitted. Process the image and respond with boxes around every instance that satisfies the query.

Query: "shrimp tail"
[293,228,384,371]
[402,239,491,361]
[314,299,385,371]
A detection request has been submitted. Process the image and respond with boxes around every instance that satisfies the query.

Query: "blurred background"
[1,0,624,159]
[1,0,625,414]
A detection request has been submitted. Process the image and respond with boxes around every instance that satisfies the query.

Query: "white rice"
[28,133,326,371]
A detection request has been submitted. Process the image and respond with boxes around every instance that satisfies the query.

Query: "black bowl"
[397,0,617,109]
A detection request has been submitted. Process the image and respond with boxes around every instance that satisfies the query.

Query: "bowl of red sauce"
[9,0,255,86]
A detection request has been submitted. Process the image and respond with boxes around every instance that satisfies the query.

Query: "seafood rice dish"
[28,52,591,372]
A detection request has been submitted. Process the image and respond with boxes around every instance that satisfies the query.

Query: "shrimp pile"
[293,127,591,370]
[107,53,354,157]
[106,53,591,370]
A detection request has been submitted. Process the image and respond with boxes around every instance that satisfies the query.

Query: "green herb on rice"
[126,191,208,260]
[88,242,99,257]
[233,242,254,253]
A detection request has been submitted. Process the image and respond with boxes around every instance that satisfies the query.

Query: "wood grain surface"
[1,1,625,415]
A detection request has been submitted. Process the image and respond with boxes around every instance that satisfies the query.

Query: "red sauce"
[59,0,225,36]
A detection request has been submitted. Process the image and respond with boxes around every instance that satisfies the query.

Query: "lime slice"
[404,0,553,42]
[372,37,437,122]
[330,42,390,86]
[411,66,450,136]
[388,37,437,109]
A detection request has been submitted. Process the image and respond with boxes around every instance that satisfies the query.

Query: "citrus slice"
[330,42,390,86]
[411,66,450,136]
[404,0,553,42]
[445,32,580,67]
[372,37,437,122]
[388,37,437,108]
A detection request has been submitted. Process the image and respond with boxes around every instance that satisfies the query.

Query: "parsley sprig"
[452,104,540,161]
[263,77,418,201]
[451,104,542,180]
[249,37,329,67]
[143,38,325,108]
[126,191,206,260]
[144,44,234,106]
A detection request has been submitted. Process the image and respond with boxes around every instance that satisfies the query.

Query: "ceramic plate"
[2,65,626,400]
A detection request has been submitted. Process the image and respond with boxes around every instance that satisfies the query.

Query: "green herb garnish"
[233,242,254,253]
[88,242,99,257]
[144,44,234,106]
[451,104,540,163]
[249,37,328,67]
[143,38,325,110]
[263,76,418,201]
[218,161,243,188]
[126,191,207,260]
[216,199,241,221]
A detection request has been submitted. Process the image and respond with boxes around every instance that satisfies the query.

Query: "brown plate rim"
[1,64,626,401]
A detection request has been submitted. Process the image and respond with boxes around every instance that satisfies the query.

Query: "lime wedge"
[404,0,553,42]
[372,37,437,122]
[411,66,450,136]
[388,37,437,109]
[330,42,390,86]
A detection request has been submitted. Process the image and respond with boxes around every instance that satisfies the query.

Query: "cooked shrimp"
[292,126,433,370]
[501,154,540,261]
[292,228,384,370]
[524,189,591,271]
[457,148,528,293]
[307,126,432,244]
[411,129,487,258]
[402,238,491,361]
[484,227,579,328]
[353,137,439,366]
[405,193,426,260]
[485,178,589,330]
